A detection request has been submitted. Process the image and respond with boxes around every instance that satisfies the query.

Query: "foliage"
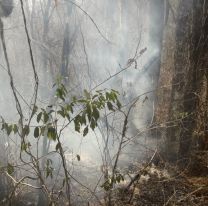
[0,81,122,196]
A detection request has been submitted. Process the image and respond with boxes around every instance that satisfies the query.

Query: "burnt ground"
[0,152,207,206]
[111,152,208,206]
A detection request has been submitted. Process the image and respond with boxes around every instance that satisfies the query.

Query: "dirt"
[112,161,208,206]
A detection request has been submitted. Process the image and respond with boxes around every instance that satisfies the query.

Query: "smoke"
[0,0,164,203]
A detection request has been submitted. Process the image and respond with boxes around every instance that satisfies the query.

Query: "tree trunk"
[154,0,208,160]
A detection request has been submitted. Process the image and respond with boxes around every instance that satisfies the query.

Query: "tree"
[154,0,208,161]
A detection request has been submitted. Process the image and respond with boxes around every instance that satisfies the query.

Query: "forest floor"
[1,152,207,206]
[111,151,208,206]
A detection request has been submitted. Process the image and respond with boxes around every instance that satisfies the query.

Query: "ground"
[111,152,208,206]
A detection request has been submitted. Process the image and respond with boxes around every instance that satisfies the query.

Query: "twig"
[65,0,112,44]
[91,52,146,92]
[0,18,23,129]
[6,172,41,189]
[20,0,39,125]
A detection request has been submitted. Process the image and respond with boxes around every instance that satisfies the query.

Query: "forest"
[0,0,207,205]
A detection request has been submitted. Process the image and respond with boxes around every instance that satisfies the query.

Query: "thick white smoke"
[0,0,164,203]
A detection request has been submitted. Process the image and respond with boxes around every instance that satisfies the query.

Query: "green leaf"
[56,88,65,101]
[70,106,74,114]
[81,113,86,125]
[13,124,18,134]
[46,167,53,179]
[31,105,38,118]
[7,125,13,136]
[74,115,82,133]
[66,104,72,112]
[34,127,39,138]
[106,92,110,100]
[57,110,65,118]
[115,173,124,183]
[61,83,67,93]
[111,89,119,95]
[83,126,88,137]
[7,163,14,175]
[21,142,27,151]
[92,107,100,121]
[40,126,46,135]
[76,154,81,161]
[116,100,122,109]
[66,114,70,121]
[72,96,77,102]
[98,94,105,102]
[86,103,92,121]
[101,179,113,191]
[1,122,5,130]
[92,94,98,99]
[109,92,116,102]
[107,102,114,111]
[23,125,30,136]
[47,127,57,141]
[84,89,90,99]
[43,113,49,123]
[74,121,80,133]
[37,112,42,123]
[90,118,97,130]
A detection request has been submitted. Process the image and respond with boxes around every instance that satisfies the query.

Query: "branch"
[65,0,112,44]
[0,19,23,129]
[19,0,39,125]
